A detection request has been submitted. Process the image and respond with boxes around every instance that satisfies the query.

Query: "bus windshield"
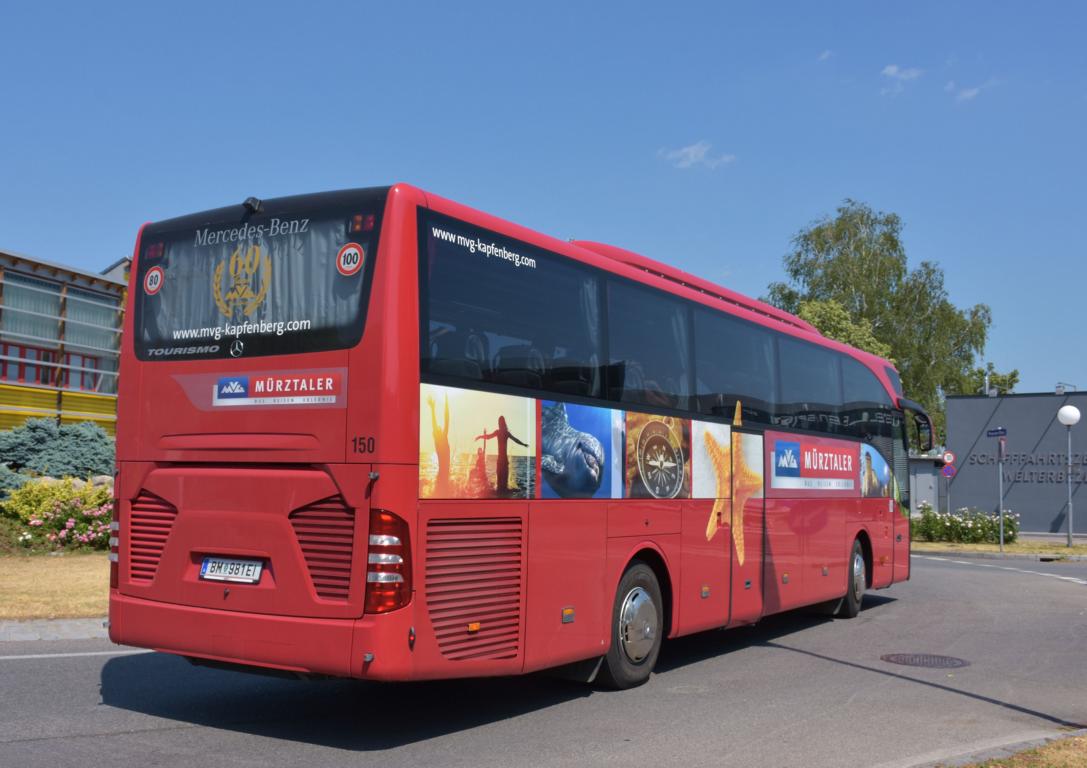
[133,190,385,361]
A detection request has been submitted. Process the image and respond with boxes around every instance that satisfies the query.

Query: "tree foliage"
[796,299,893,360]
[0,419,114,478]
[965,362,1020,397]
[767,200,1014,435]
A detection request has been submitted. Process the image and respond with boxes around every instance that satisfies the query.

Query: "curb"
[912,727,1087,767]
[0,617,109,642]
[912,549,1087,562]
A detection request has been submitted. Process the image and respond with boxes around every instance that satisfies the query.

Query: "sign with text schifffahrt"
[946,393,1087,533]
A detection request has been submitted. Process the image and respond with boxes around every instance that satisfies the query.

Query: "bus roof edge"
[570,240,819,335]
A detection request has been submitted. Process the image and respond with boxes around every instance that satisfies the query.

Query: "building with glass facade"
[0,248,126,434]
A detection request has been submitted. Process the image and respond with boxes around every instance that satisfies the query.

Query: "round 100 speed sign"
[336,243,365,276]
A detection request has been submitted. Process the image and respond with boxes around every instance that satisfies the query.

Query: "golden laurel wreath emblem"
[212,244,271,318]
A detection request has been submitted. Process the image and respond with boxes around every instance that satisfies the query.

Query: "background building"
[0,248,127,435]
[909,455,942,513]
[946,392,1087,534]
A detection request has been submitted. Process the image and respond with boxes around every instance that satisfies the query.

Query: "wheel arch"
[853,528,873,589]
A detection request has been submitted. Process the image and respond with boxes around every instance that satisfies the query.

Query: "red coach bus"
[109,184,932,688]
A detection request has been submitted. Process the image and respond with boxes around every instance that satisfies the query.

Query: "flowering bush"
[1,478,112,550]
[911,501,1019,544]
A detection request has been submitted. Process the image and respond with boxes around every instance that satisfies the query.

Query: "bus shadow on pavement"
[100,652,592,750]
[655,593,896,674]
[99,595,897,750]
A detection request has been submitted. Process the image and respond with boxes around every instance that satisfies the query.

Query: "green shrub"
[911,501,1019,544]
[0,418,114,477]
[1,478,112,550]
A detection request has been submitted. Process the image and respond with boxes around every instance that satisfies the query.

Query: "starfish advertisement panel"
[693,421,732,545]
[731,432,765,566]
[692,421,731,500]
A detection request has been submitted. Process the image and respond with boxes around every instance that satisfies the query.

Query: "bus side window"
[428,327,489,381]
[606,279,691,411]
[421,213,604,399]
[692,307,776,425]
[778,336,843,434]
[840,356,895,441]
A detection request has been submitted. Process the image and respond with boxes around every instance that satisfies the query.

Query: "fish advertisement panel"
[540,401,622,499]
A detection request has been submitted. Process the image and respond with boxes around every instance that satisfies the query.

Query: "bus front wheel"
[598,561,663,689]
[840,539,867,619]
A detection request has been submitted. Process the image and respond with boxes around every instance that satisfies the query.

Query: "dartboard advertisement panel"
[624,412,691,499]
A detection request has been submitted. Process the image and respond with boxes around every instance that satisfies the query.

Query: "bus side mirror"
[914,412,933,452]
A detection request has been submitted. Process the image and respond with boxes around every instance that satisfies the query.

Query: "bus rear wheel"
[598,561,663,689]
[840,539,867,619]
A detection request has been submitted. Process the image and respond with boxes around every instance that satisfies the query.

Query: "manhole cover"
[880,653,970,669]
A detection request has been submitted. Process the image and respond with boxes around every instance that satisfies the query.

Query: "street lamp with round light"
[1057,405,1081,547]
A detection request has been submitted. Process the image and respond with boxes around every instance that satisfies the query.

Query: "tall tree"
[767,200,1014,437]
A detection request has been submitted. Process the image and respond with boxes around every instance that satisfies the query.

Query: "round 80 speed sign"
[144,266,165,295]
[336,242,365,276]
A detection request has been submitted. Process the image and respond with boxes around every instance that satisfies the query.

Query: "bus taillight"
[365,509,412,613]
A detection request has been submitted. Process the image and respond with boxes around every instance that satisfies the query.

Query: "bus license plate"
[200,557,263,584]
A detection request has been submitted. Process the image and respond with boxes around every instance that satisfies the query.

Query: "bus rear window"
[134,193,384,361]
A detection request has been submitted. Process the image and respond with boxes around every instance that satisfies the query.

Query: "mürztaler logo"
[216,377,249,399]
[775,441,801,476]
[212,244,271,319]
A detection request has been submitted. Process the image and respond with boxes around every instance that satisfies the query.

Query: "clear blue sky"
[2,2,1083,393]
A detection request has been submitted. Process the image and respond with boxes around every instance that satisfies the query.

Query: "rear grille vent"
[128,491,179,583]
[290,496,355,601]
[425,517,524,661]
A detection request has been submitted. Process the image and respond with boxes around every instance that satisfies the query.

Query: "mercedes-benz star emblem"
[229,339,244,358]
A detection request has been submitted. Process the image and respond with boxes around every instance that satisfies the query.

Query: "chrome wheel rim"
[618,586,658,664]
[852,551,866,603]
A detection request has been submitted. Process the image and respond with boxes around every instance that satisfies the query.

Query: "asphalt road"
[1,556,1084,768]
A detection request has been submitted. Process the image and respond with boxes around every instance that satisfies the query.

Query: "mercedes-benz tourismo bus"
[109,185,932,688]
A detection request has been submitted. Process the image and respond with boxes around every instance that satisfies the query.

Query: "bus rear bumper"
[109,591,415,680]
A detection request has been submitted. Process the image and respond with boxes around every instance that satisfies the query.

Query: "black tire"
[598,561,663,689]
[840,539,867,619]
